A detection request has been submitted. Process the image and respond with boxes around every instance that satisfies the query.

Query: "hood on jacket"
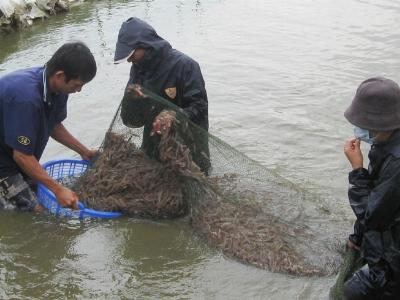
[114,17,172,69]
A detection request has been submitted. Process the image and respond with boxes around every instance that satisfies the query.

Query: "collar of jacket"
[375,130,400,158]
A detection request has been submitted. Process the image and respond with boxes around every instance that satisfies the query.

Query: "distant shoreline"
[0,0,82,33]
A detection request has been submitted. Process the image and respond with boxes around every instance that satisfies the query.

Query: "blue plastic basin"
[38,159,122,219]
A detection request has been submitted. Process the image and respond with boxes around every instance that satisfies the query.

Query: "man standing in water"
[114,17,210,174]
[343,77,400,299]
[0,42,97,212]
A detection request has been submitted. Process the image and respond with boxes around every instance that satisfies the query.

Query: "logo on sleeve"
[165,87,177,100]
[17,136,30,146]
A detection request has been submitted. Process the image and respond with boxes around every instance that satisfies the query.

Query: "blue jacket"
[117,18,210,173]
[117,17,208,130]
[0,67,67,177]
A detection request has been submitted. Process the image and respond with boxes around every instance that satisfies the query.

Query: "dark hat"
[344,77,400,131]
[114,17,171,66]
[114,18,141,64]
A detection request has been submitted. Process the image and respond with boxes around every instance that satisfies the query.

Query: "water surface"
[1,0,400,298]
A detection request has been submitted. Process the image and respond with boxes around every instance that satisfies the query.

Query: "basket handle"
[77,201,86,210]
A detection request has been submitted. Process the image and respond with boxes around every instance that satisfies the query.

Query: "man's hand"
[81,149,98,161]
[51,124,99,161]
[54,186,79,210]
[13,150,80,210]
[151,110,176,136]
[126,84,145,98]
[344,138,363,170]
[347,239,361,251]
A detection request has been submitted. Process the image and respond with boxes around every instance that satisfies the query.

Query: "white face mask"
[354,126,374,144]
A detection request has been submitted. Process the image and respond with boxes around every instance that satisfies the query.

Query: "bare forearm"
[51,123,89,157]
[13,150,62,194]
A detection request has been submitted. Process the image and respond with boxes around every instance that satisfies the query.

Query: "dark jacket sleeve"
[348,167,372,220]
[349,158,400,232]
[180,61,208,126]
[348,168,372,245]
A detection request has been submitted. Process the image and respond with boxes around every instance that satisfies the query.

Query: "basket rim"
[39,158,123,219]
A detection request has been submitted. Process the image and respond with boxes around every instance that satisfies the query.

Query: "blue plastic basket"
[38,159,122,219]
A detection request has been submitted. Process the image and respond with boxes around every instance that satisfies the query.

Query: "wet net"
[74,85,344,276]
[329,247,363,300]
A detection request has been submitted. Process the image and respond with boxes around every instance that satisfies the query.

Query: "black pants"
[344,264,400,299]
[0,173,38,211]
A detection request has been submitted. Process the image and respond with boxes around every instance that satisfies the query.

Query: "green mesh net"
[329,247,363,300]
[74,85,345,277]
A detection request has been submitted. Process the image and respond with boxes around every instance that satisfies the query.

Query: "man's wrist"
[76,145,89,157]
[351,163,363,170]
[47,181,63,195]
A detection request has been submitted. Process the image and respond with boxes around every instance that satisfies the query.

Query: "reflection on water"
[1,0,400,298]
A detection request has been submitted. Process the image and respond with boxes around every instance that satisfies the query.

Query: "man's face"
[52,71,85,94]
[127,48,146,64]
[62,78,85,94]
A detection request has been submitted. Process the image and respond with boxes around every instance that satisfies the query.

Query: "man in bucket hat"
[343,77,400,299]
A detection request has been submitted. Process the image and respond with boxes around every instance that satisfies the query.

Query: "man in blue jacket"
[114,17,210,174]
[343,77,400,299]
[0,42,97,212]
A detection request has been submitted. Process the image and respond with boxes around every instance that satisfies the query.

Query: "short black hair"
[46,42,97,83]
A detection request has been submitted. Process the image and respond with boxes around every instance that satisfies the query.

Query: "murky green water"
[1,0,400,298]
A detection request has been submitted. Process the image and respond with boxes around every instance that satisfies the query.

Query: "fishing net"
[74,84,344,276]
[329,247,363,299]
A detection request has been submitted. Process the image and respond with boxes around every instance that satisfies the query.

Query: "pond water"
[1,0,400,298]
